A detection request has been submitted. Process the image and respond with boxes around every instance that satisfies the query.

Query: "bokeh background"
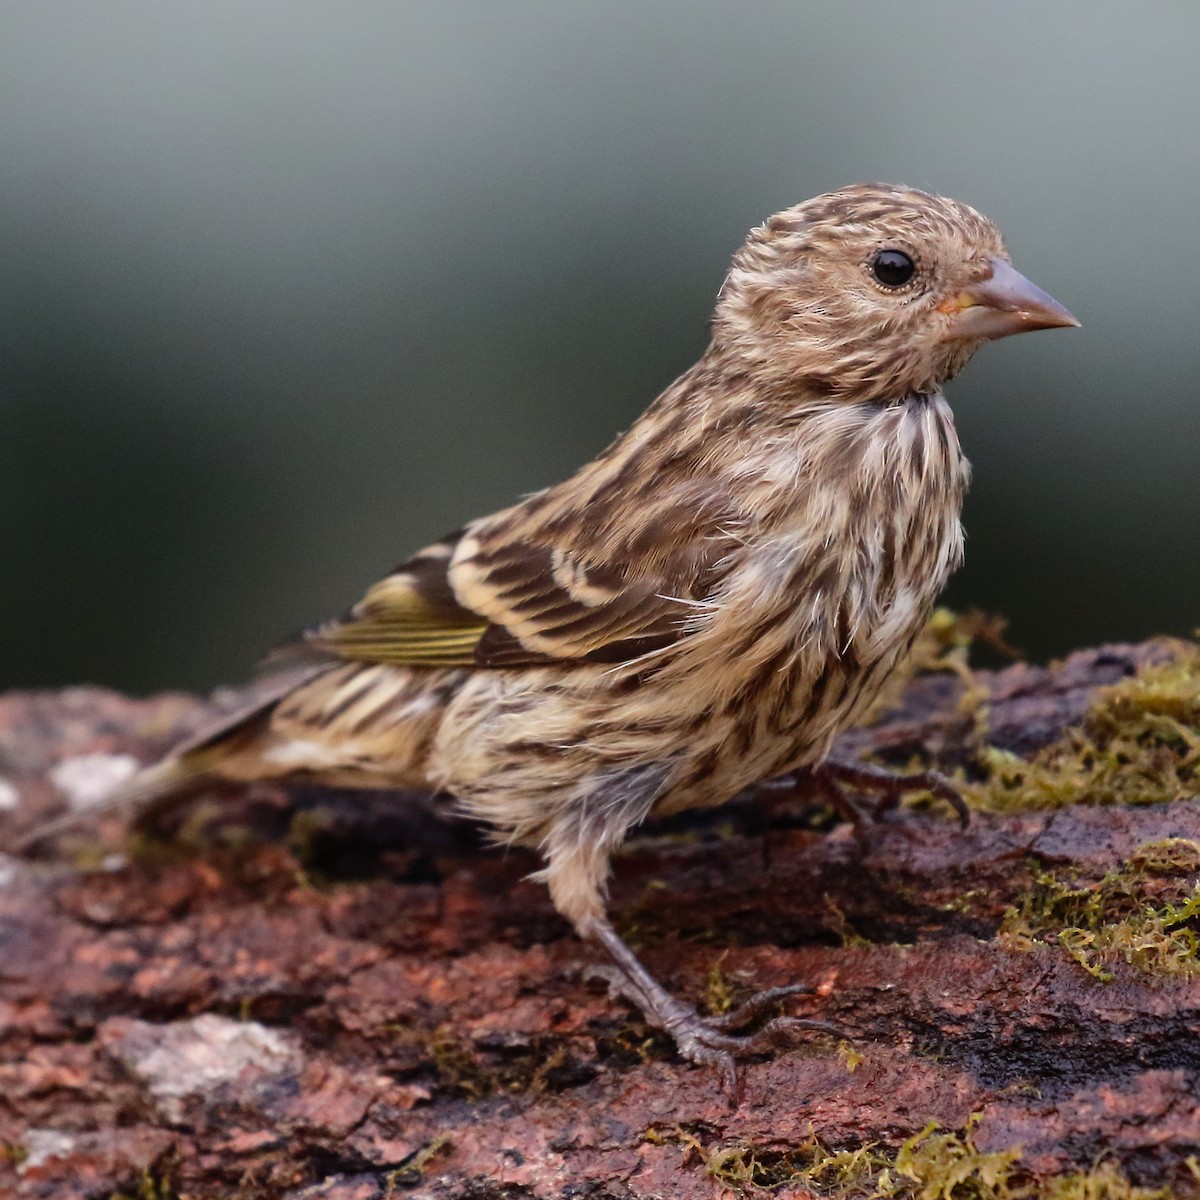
[2,3,1196,694]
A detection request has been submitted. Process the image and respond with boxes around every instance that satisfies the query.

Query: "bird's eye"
[871,248,916,289]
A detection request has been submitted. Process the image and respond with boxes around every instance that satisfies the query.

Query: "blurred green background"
[2,3,1196,694]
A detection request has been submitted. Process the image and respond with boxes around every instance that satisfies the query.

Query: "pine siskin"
[30,184,1078,1088]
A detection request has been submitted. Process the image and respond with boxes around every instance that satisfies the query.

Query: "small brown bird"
[36,184,1078,1085]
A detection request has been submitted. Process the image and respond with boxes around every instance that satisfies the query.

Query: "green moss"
[649,1117,1175,1199]
[939,889,989,916]
[823,896,873,948]
[702,954,737,1015]
[1001,839,1200,981]
[426,1025,505,1098]
[879,616,1200,818]
[1,1141,27,1168]
[969,644,1200,815]
[837,1040,865,1073]
[885,1120,1023,1200]
[646,1123,878,1194]
[1035,1162,1181,1200]
[423,1024,585,1098]
[385,1136,452,1191]
[105,1150,180,1200]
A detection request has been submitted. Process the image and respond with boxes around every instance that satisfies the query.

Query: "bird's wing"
[297,533,489,667]
[296,509,735,670]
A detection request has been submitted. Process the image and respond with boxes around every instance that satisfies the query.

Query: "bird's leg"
[582,913,838,1098]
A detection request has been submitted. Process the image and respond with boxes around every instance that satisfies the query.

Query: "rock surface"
[0,642,1197,1198]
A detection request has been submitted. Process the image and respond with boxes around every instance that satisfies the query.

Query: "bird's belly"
[648,572,941,815]
[432,598,929,838]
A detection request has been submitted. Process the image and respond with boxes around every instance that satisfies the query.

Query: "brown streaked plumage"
[29,184,1078,1091]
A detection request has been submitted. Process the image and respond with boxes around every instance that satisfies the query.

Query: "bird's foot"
[759,757,968,849]
[818,756,969,829]
[662,988,838,1099]
[586,916,839,1100]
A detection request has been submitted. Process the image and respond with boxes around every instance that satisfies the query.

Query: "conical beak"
[940,257,1080,341]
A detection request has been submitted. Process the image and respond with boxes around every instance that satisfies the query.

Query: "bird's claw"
[764,758,970,846]
[819,759,969,830]
[704,983,813,1031]
[581,961,632,997]
[661,993,841,1100]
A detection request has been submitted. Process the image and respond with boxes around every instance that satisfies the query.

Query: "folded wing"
[300,501,737,671]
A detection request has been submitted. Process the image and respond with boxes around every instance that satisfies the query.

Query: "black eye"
[871,248,916,288]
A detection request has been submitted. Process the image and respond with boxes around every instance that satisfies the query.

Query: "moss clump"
[838,1039,865,1073]
[423,1024,592,1098]
[885,1120,1023,1200]
[876,617,1200,817]
[702,954,737,1015]
[650,1118,1177,1199]
[970,644,1200,814]
[643,1123,885,1195]
[1001,839,1200,981]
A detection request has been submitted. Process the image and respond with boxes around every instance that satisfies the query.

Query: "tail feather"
[14,665,330,856]
[13,754,217,854]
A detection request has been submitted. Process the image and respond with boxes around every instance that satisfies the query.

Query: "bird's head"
[713,183,1078,402]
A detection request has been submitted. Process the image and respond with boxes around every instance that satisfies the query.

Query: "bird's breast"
[663,394,969,789]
